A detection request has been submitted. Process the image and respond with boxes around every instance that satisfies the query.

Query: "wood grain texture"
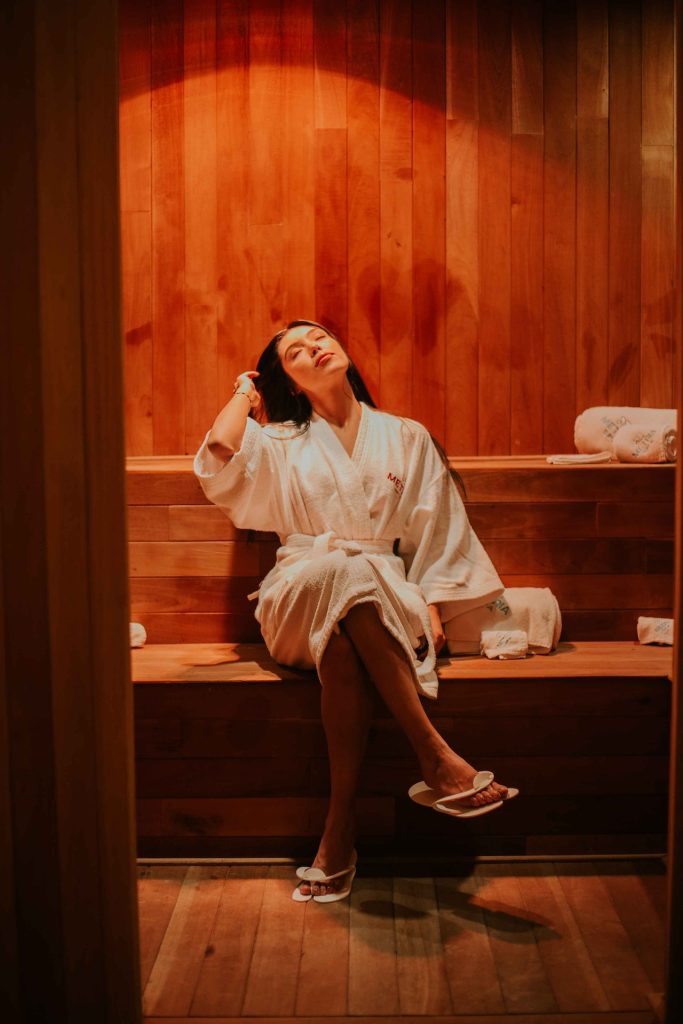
[543,0,577,454]
[641,145,675,408]
[120,0,677,456]
[184,0,218,454]
[131,640,673,684]
[151,0,186,453]
[411,0,446,440]
[138,863,666,1021]
[347,0,381,400]
[608,0,642,406]
[444,0,478,459]
[477,0,511,454]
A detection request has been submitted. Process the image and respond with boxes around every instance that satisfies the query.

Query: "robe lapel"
[309,406,373,536]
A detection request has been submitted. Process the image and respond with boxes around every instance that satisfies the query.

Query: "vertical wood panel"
[315,128,348,339]
[642,0,674,145]
[151,0,186,453]
[184,0,218,453]
[511,0,543,134]
[608,0,642,405]
[120,0,153,455]
[412,0,446,440]
[510,1,543,454]
[281,0,315,321]
[216,0,250,396]
[445,0,478,455]
[641,145,675,407]
[511,133,544,454]
[543,0,577,453]
[576,0,609,413]
[248,1,285,346]
[477,0,511,455]
[314,1,347,339]
[379,0,413,416]
[347,0,381,400]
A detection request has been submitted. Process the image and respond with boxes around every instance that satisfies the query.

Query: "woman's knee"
[321,627,355,664]
[320,627,366,682]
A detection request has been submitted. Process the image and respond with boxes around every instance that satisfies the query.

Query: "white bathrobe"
[193,403,504,699]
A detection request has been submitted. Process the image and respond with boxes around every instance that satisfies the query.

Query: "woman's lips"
[316,352,333,367]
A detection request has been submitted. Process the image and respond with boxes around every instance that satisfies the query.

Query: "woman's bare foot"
[421,743,509,808]
[295,815,357,899]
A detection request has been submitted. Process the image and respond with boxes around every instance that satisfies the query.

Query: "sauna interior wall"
[119,0,676,456]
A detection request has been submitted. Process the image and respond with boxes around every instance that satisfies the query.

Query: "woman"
[193,319,517,903]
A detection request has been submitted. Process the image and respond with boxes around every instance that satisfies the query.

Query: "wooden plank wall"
[126,458,675,643]
[119,0,677,458]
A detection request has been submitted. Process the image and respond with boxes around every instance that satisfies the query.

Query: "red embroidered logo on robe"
[387,472,405,495]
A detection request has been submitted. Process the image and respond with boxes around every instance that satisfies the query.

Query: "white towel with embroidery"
[637,616,674,646]
[444,587,562,655]
[612,424,677,463]
[481,629,528,659]
[574,406,676,455]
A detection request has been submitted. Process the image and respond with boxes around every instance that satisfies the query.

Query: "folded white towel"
[481,629,528,659]
[444,587,562,655]
[612,424,677,463]
[130,622,147,648]
[574,406,676,455]
[546,451,612,465]
[637,616,674,646]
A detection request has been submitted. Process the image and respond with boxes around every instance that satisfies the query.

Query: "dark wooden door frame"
[1,0,141,1019]
[666,3,683,1021]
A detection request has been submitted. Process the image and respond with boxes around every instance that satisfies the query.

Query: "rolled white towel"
[130,622,147,648]
[612,424,677,463]
[574,406,676,455]
[444,587,562,655]
[637,616,674,646]
[481,629,529,659]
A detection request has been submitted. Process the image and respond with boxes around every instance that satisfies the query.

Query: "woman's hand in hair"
[233,371,261,410]
[427,603,446,656]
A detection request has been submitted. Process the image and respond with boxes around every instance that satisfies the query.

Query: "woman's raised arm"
[207,371,261,459]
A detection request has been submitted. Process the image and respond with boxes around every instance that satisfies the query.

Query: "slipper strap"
[433,770,495,810]
[298,863,354,882]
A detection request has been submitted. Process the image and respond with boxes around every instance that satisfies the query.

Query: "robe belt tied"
[246,533,397,602]
[285,531,395,557]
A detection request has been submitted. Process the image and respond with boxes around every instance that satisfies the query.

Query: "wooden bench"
[127,456,675,858]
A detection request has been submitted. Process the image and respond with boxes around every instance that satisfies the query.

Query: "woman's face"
[277,323,350,395]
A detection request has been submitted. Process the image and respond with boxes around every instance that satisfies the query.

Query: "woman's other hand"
[233,370,261,409]
[427,603,446,656]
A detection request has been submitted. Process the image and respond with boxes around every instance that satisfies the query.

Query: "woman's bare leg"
[296,625,375,898]
[342,602,509,806]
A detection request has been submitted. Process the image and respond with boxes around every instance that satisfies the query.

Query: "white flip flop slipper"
[408,772,519,818]
[292,849,358,903]
[292,847,358,905]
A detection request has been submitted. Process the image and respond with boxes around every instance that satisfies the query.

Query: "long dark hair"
[254,319,373,425]
[252,318,466,499]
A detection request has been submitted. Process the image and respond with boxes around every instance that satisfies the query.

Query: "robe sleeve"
[397,428,505,622]
[193,417,283,532]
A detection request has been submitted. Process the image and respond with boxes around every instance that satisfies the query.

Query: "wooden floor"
[138,858,667,1023]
